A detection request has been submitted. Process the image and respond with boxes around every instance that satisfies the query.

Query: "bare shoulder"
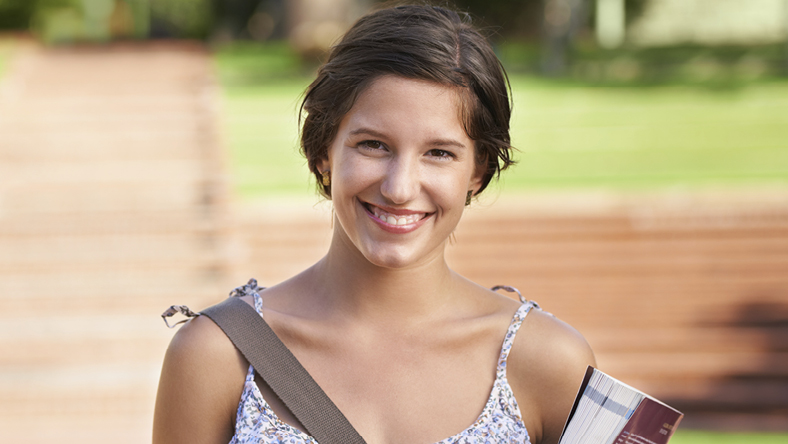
[507,308,596,444]
[153,313,248,444]
[515,309,595,371]
[164,313,246,373]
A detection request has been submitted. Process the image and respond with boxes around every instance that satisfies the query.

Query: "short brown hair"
[300,4,514,197]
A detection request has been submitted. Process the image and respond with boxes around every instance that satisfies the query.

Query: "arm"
[507,310,596,444]
[153,315,248,444]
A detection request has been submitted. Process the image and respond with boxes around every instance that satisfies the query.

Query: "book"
[559,366,684,444]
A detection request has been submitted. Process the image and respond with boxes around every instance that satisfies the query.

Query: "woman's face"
[320,75,483,269]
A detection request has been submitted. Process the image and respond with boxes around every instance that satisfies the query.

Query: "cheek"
[425,168,473,207]
[331,153,378,197]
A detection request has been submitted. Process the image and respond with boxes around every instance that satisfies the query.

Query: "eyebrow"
[348,127,469,150]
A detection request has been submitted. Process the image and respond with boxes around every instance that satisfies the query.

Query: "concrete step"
[0,232,225,266]
[0,416,154,444]
[0,265,229,312]
[600,351,788,380]
[0,362,162,417]
[1,159,204,185]
[0,210,221,236]
[0,131,210,162]
[0,313,173,366]
[630,378,788,413]
[0,184,215,215]
[585,326,788,353]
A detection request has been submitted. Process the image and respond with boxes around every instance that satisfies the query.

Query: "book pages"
[559,367,683,444]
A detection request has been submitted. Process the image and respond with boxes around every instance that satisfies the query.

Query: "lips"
[362,202,430,227]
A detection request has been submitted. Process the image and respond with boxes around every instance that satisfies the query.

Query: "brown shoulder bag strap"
[201,297,367,444]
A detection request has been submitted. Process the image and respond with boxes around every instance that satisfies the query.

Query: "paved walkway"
[0,41,232,442]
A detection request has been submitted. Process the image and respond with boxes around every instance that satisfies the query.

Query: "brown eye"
[427,149,455,159]
[359,140,385,150]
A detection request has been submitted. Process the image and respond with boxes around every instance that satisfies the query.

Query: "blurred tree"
[450,0,543,39]
[541,0,589,75]
[288,0,366,56]
[448,0,651,76]
[30,0,87,43]
[211,0,260,40]
[27,0,151,43]
[0,0,37,29]
[150,0,212,38]
[439,0,589,75]
[209,0,287,42]
[623,0,648,23]
[448,0,647,41]
[247,0,287,41]
[2,0,148,41]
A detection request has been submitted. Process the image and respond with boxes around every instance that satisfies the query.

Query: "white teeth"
[369,205,424,226]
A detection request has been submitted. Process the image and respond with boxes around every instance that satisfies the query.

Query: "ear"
[317,156,331,174]
[469,161,485,195]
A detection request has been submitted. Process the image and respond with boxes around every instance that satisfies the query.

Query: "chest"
[258,323,516,443]
[250,365,529,444]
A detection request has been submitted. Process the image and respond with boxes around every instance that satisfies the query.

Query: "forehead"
[341,75,468,139]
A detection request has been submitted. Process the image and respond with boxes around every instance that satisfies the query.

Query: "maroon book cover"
[612,398,684,444]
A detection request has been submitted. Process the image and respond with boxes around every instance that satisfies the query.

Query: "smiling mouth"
[363,202,430,226]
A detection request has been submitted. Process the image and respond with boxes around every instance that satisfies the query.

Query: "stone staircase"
[0,41,231,442]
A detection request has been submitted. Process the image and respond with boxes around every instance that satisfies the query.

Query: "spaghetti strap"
[497,301,539,378]
[245,364,256,382]
[228,278,265,316]
[252,291,263,316]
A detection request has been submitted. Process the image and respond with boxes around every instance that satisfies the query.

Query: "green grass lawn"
[507,77,788,190]
[670,430,788,443]
[219,81,313,196]
[214,43,788,199]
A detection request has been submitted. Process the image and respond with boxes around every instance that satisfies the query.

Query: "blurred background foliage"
[208,1,788,199]
[2,0,785,198]
[1,0,785,196]
[1,0,786,84]
[0,0,212,41]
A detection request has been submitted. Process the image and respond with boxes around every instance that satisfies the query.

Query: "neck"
[305,230,458,326]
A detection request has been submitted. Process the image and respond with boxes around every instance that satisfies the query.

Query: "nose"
[380,154,420,205]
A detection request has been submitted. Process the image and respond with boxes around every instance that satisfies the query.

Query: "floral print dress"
[229,291,537,444]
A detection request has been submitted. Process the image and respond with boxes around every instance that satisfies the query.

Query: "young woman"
[153,5,595,444]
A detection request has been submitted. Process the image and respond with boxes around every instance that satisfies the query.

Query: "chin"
[360,242,443,270]
[362,249,412,270]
